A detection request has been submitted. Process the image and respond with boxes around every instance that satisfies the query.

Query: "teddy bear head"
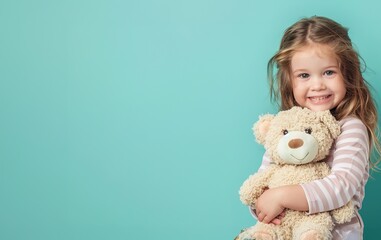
[253,106,341,165]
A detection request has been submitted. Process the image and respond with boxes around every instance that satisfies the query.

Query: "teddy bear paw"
[235,228,275,240]
[252,232,274,240]
[299,230,324,240]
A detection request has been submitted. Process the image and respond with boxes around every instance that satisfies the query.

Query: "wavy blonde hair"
[268,16,380,169]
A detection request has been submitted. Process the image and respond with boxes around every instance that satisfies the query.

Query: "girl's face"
[291,44,346,112]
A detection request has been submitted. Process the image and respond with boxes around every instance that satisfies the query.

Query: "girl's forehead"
[293,44,336,59]
[291,44,339,71]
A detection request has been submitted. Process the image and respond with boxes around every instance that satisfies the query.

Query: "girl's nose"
[311,77,326,91]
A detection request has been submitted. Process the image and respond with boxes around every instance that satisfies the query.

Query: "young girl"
[240,16,380,239]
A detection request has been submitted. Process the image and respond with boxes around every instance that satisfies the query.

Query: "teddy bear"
[236,106,354,240]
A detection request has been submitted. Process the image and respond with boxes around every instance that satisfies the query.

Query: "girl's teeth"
[311,96,328,100]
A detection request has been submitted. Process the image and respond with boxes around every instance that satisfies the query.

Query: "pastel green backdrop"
[1,0,380,239]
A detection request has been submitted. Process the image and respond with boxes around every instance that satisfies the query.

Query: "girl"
[241,16,380,239]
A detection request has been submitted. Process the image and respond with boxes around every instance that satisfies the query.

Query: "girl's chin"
[305,104,333,112]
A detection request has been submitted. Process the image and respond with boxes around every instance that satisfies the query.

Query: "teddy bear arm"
[330,201,355,224]
[239,167,275,206]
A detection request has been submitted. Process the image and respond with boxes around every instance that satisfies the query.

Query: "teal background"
[1,0,380,239]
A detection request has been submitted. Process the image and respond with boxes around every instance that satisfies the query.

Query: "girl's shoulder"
[338,116,368,140]
[339,116,366,129]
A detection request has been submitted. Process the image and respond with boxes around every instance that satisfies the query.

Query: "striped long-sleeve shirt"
[255,116,369,238]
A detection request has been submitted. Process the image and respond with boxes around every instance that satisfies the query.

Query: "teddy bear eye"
[282,129,288,135]
[305,128,312,134]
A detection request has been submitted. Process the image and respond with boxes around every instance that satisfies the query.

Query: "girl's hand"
[255,187,285,224]
[269,211,285,225]
[252,207,285,225]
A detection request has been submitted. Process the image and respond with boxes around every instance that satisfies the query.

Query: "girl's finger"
[271,218,281,225]
[262,215,271,224]
[257,212,265,222]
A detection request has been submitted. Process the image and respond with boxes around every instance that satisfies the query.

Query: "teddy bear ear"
[317,110,341,139]
[252,114,274,144]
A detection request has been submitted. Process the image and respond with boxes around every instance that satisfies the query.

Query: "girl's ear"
[318,110,341,139]
[253,114,274,144]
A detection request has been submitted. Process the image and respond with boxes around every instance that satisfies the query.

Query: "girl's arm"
[256,117,369,223]
[255,184,308,223]
[300,117,369,214]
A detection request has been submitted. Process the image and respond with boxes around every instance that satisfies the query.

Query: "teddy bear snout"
[288,139,303,149]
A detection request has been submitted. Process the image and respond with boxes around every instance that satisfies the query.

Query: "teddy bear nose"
[288,139,304,149]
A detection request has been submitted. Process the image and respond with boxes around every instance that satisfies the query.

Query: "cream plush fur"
[236,107,354,240]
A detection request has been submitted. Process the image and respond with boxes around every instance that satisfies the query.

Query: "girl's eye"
[298,73,310,79]
[282,129,288,135]
[305,128,312,134]
[324,70,335,76]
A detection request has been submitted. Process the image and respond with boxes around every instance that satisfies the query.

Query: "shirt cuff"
[300,183,319,215]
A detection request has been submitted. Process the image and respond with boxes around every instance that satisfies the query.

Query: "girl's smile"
[308,94,332,103]
[291,44,346,112]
